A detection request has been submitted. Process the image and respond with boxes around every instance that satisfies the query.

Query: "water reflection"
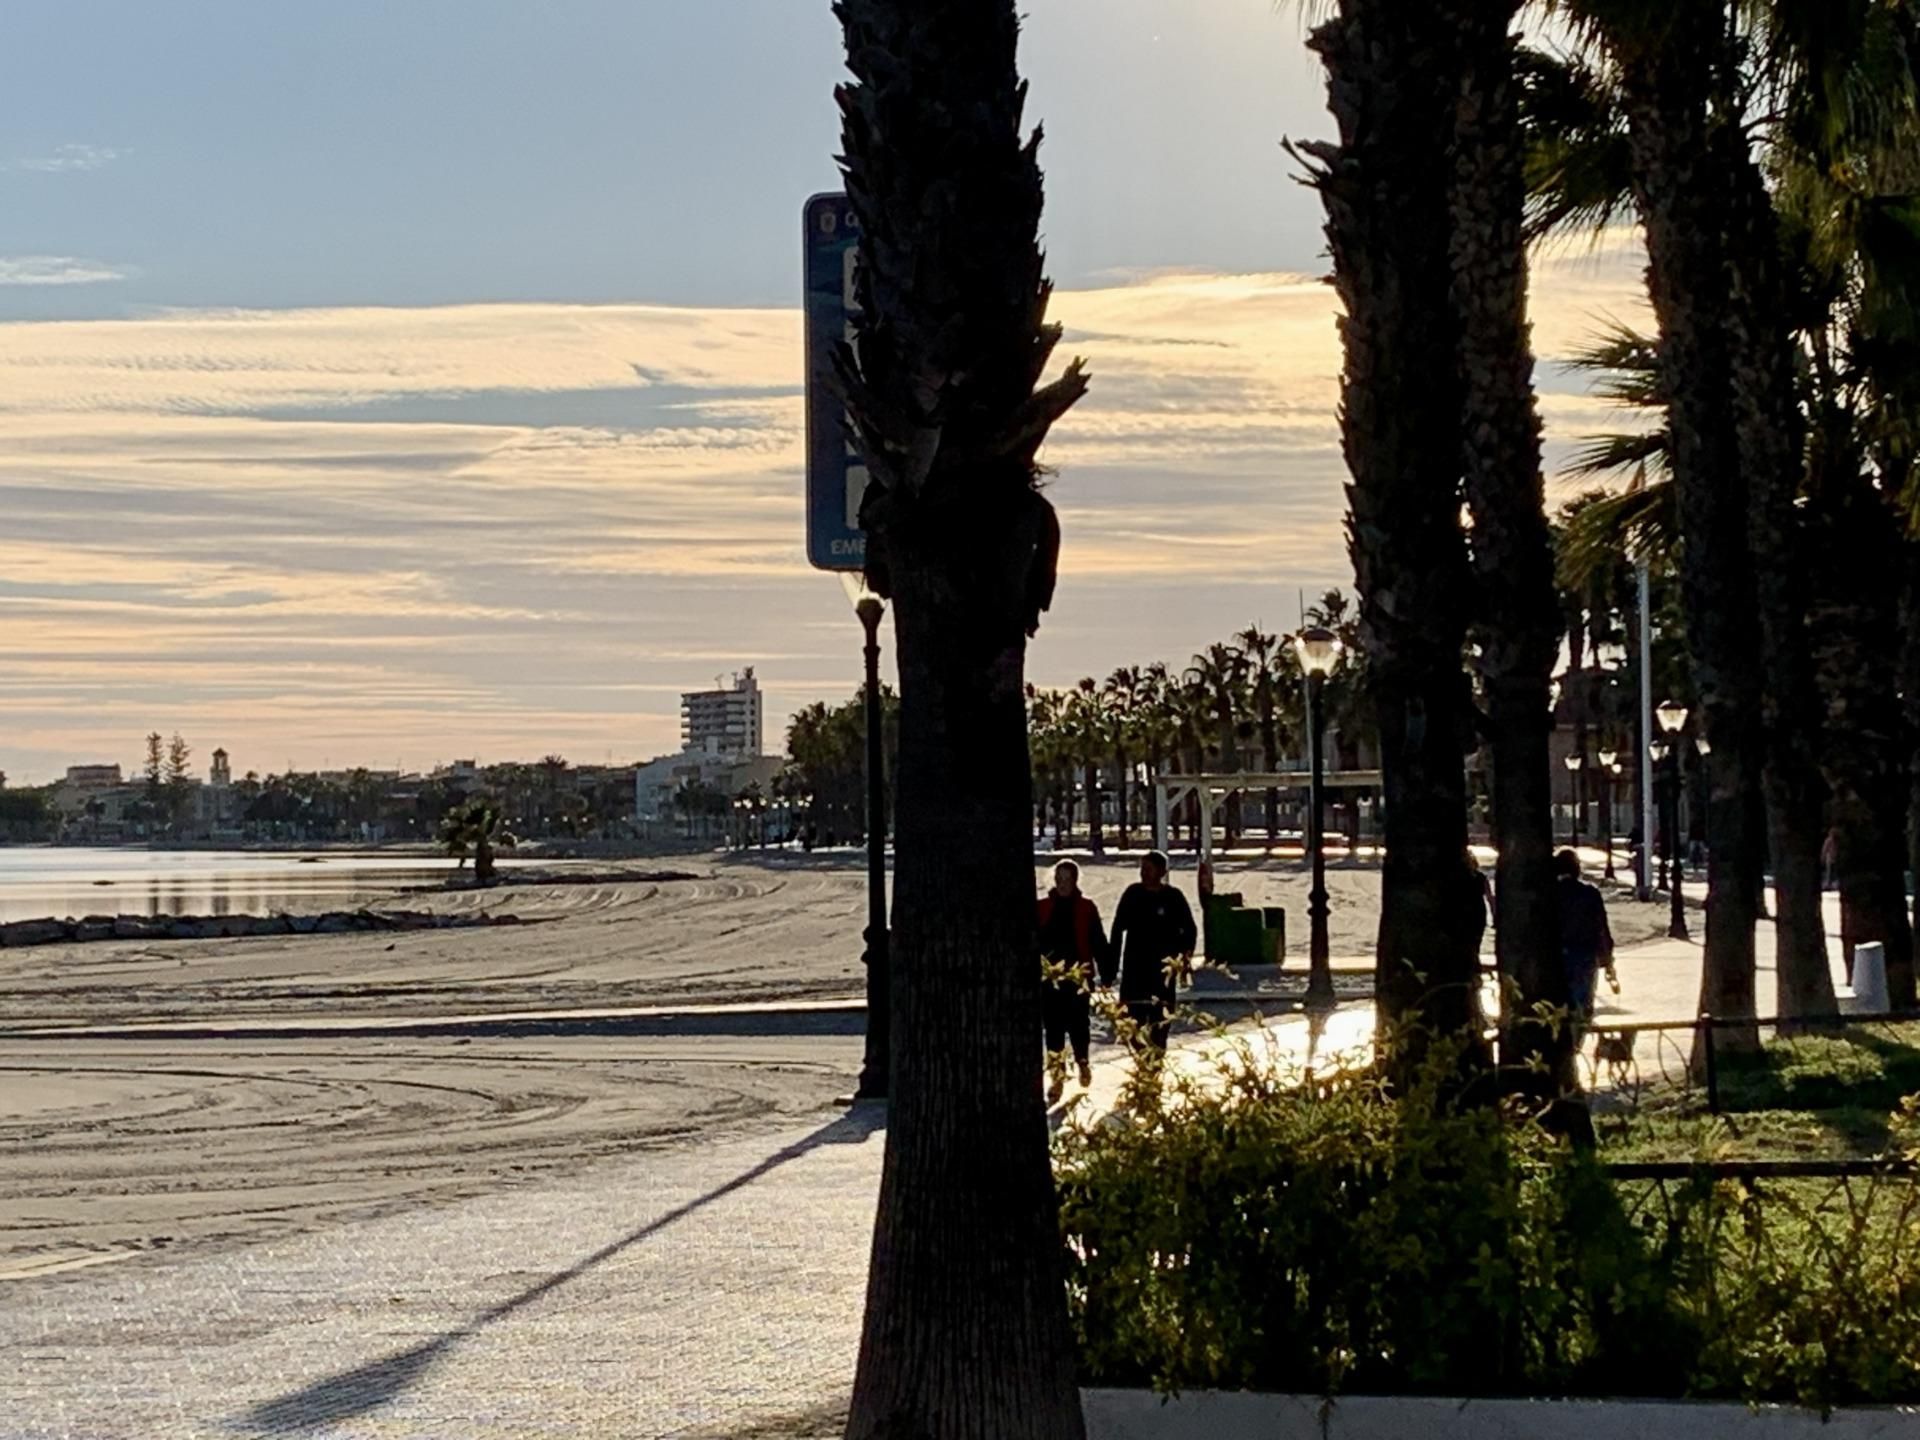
[0,852,483,923]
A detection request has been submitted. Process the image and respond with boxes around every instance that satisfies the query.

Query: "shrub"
[1055,1035,1920,1408]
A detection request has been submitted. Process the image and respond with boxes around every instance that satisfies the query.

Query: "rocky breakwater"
[0,908,526,948]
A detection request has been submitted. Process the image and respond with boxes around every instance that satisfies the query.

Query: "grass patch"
[1597,1021,1920,1163]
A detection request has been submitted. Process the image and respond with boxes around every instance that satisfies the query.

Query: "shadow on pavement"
[234,1105,886,1435]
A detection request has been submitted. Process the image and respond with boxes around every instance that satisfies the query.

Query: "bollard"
[1853,942,1890,1013]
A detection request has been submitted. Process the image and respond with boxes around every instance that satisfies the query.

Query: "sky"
[0,0,1648,783]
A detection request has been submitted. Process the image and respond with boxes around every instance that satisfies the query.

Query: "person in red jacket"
[1037,860,1107,1103]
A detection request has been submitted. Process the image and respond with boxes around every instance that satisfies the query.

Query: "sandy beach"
[0,847,1667,1279]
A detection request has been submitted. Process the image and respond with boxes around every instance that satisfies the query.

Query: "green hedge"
[1056,1046,1920,1408]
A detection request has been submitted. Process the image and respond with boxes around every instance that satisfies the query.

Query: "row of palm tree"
[827,1,1920,1432]
[1526,0,1920,1027]
[1023,596,1372,850]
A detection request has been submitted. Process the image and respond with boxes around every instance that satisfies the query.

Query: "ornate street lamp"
[841,572,891,1101]
[1598,749,1618,880]
[1293,626,1344,1009]
[1655,701,1690,941]
[1563,751,1586,850]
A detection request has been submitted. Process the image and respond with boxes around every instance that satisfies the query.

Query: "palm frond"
[1519,45,1636,244]
[1555,476,1677,589]
[1565,428,1671,479]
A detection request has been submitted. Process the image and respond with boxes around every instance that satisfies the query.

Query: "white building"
[680,669,763,760]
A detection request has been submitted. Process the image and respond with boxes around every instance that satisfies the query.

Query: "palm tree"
[1443,0,1566,1075]
[1234,625,1288,843]
[1185,642,1247,844]
[1102,665,1145,848]
[1295,1,1484,1053]
[440,798,513,887]
[1071,678,1107,853]
[1535,4,1920,1012]
[830,2,1090,1431]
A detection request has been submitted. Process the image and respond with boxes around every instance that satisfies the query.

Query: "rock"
[168,918,223,940]
[73,917,117,943]
[113,916,170,940]
[288,914,320,934]
[247,915,292,936]
[314,913,354,934]
[1,918,67,947]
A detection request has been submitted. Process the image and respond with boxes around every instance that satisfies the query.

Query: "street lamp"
[1655,701,1690,941]
[1598,749,1618,880]
[1563,752,1585,850]
[1294,626,1344,1009]
[841,572,891,1101]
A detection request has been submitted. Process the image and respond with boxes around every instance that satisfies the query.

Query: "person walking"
[1556,848,1616,1040]
[1101,850,1197,1076]
[1036,860,1105,1104]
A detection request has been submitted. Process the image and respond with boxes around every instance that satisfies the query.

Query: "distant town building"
[681,669,763,759]
[209,748,231,789]
[64,764,124,791]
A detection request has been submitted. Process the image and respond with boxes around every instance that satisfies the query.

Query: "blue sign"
[804,192,867,571]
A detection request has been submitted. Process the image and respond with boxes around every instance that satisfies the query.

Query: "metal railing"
[1580,1007,1920,1114]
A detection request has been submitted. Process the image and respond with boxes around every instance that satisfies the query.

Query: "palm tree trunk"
[1904,543,1920,951]
[1617,18,1762,1054]
[1811,455,1915,1007]
[1444,0,1566,1076]
[1113,744,1131,850]
[1718,111,1836,1021]
[833,2,1087,1432]
[1083,760,1103,853]
[1261,709,1282,842]
[1303,1,1482,1053]
[852,572,1080,1438]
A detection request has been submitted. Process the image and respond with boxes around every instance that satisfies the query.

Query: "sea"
[0,847,517,925]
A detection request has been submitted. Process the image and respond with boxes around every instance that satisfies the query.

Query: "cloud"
[8,143,126,174]
[0,256,1648,779]
[0,255,128,287]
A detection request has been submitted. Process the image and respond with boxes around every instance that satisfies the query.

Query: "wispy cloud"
[8,143,126,174]
[0,252,1649,779]
[0,255,128,287]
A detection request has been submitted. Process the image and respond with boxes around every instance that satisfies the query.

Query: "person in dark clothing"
[1101,850,1197,1073]
[1037,860,1106,1103]
[1556,848,1616,1037]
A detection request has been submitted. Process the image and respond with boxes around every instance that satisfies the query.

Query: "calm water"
[0,847,522,923]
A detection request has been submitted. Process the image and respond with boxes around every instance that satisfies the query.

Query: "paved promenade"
[1,890,1847,1439]
[6,1110,882,1438]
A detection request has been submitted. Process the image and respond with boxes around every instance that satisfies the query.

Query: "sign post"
[803,193,867,572]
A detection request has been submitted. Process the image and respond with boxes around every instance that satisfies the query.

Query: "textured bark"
[1905,545,1920,951]
[832,2,1088,1435]
[1444,0,1567,1081]
[1809,448,1915,1009]
[1718,117,1836,1021]
[1617,18,1762,1054]
[1304,3,1482,1056]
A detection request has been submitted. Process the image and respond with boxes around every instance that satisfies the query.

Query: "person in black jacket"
[1101,850,1197,1071]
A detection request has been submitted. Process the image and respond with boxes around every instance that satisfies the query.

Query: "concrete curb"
[0,997,868,1043]
[1083,1390,1920,1438]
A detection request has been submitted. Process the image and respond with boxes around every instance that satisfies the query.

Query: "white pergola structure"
[1153,770,1385,862]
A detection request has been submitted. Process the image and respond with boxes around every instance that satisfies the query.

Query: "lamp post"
[1564,752,1585,851]
[1294,626,1344,1009]
[843,574,890,1101]
[1648,741,1670,889]
[1655,700,1690,941]
[1598,749,1618,879]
